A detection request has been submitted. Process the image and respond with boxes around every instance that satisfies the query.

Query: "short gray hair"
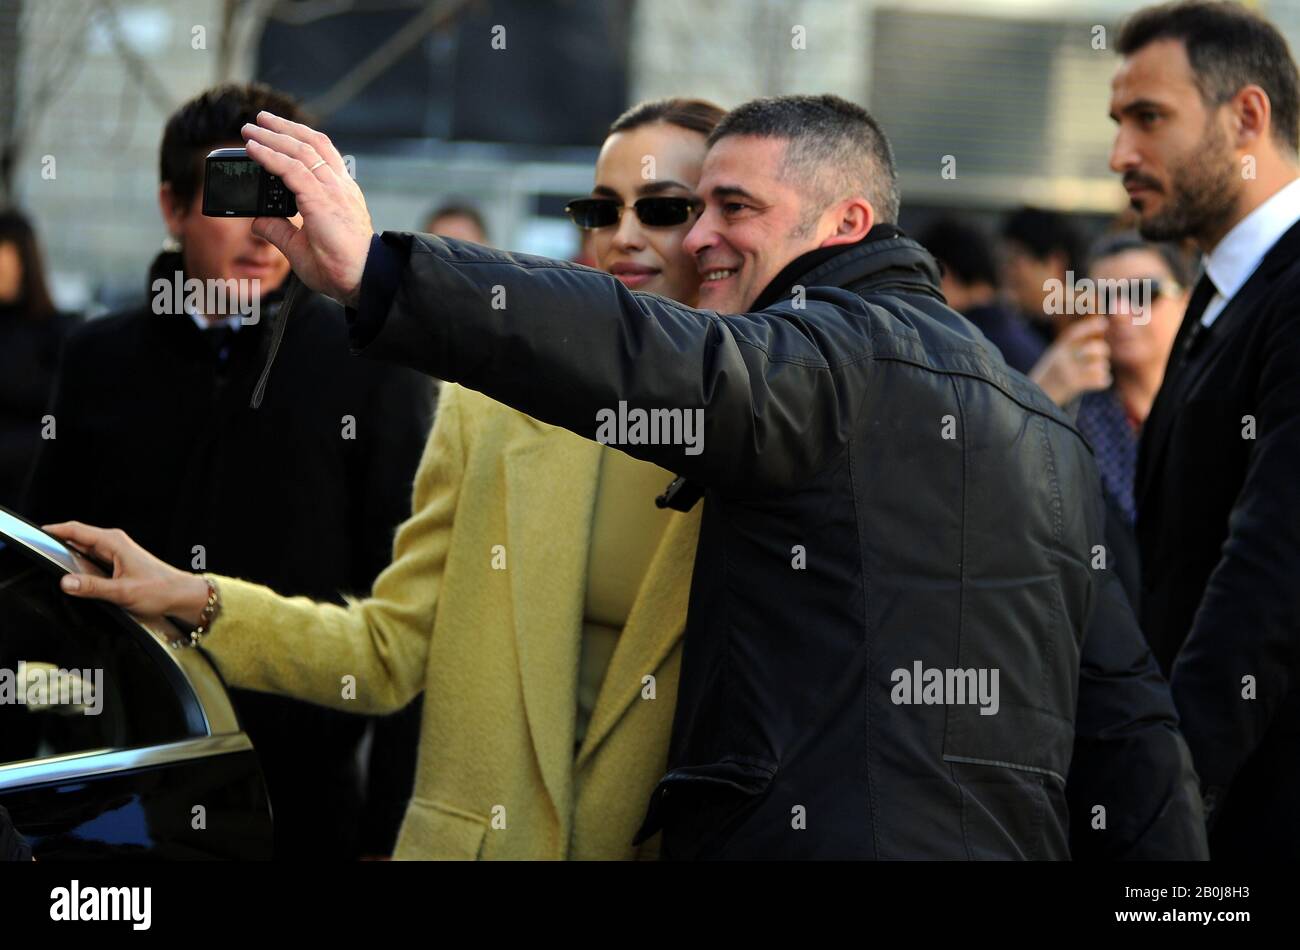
[707,94,901,229]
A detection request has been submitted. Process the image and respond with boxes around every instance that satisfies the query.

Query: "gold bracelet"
[188,576,222,647]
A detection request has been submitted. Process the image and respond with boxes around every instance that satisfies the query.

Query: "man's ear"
[158,182,185,239]
[819,197,874,249]
[1231,83,1271,149]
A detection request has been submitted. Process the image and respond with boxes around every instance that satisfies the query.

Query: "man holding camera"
[24,83,434,859]
[53,89,1201,858]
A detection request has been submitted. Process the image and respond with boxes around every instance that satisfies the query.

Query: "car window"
[0,539,199,766]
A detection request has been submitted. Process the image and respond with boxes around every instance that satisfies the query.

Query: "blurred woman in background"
[0,209,78,512]
[46,97,724,860]
[1074,232,1190,524]
[1030,231,1189,601]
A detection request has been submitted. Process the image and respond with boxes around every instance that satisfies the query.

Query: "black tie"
[1138,271,1219,503]
[1146,271,1216,432]
[1176,271,1217,360]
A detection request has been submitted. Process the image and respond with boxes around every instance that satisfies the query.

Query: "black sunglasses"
[1096,277,1184,315]
[565,196,702,230]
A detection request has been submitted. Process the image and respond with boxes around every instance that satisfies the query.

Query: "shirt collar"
[185,303,244,333]
[1204,175,1300,300]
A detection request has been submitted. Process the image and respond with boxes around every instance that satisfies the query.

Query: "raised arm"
[353,231,874,495]
[238,111,871,496]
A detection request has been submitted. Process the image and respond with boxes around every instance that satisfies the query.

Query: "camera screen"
[206,160,260,213]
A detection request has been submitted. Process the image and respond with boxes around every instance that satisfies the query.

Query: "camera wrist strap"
[249,272,305,409]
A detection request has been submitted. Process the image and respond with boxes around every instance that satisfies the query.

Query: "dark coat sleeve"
[1168,313,1300,822]
[1068,553,1209,859]
[352,232,881,495]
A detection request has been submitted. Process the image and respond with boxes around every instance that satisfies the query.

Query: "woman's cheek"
[590,232,613,272]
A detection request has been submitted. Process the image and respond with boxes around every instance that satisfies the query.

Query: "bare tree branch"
[93,0,174,114]
[218,0,280,82]
[304,0,475,120]
[1,0,95,200]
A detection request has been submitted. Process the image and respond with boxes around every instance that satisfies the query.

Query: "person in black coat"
[1112,2,1300,858]
[1066,491,1205,859]
[236,92,1206,858]
[0,209,80,511]
[21,84,434,859]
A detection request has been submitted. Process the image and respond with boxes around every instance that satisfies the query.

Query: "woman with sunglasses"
[1029,234,1189,421]
[47,97,724,860]
[1072,233,1190,525]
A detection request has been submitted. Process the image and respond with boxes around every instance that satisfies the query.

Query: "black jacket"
[0,307,80,510]
[1066,500,1205,861]
[350,228,1202,859]
[0,804,32,861]
[22,253,434,858]
[1137,218,1300,859]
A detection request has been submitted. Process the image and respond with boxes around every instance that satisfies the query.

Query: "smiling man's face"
[683,135,826,314]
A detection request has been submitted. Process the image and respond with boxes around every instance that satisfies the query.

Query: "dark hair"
[160,83,309,208]
[706,93,900,224]
[918,216,1000,289]
[0,208,56,320]
[1086,230,1195,286]
[1118,1,1300,156]
[1001,207,1087,274]
[424,202,489,241]
[608,97,726,138]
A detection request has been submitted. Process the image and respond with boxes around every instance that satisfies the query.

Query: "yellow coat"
[201,383,701,859]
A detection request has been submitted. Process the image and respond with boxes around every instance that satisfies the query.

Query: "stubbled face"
[1109,38,1241,243]
[160,143,294,309]
[1090,248,1185,376]
[0,241,21,304]
[683,135,824,314]
[588,122,707,304]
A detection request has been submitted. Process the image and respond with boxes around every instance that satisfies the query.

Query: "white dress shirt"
[1200,175,1300,327]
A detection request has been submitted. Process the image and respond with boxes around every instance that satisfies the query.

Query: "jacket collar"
[749,223,943,311]
[501,423,599,828]
[148,250,186,296]
[576,503,700,770]
[500,418,701,830]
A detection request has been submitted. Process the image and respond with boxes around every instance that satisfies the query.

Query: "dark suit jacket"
[21,254,434,858]
[1068,528,1207,859]
[1137,216,1300,859]
[0,308,80,510]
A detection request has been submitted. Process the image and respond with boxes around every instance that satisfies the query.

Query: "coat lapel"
[503,421,601,822]
[1137,289,1224,510]
[1138,218,1300,512]
[574,501,702,770]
